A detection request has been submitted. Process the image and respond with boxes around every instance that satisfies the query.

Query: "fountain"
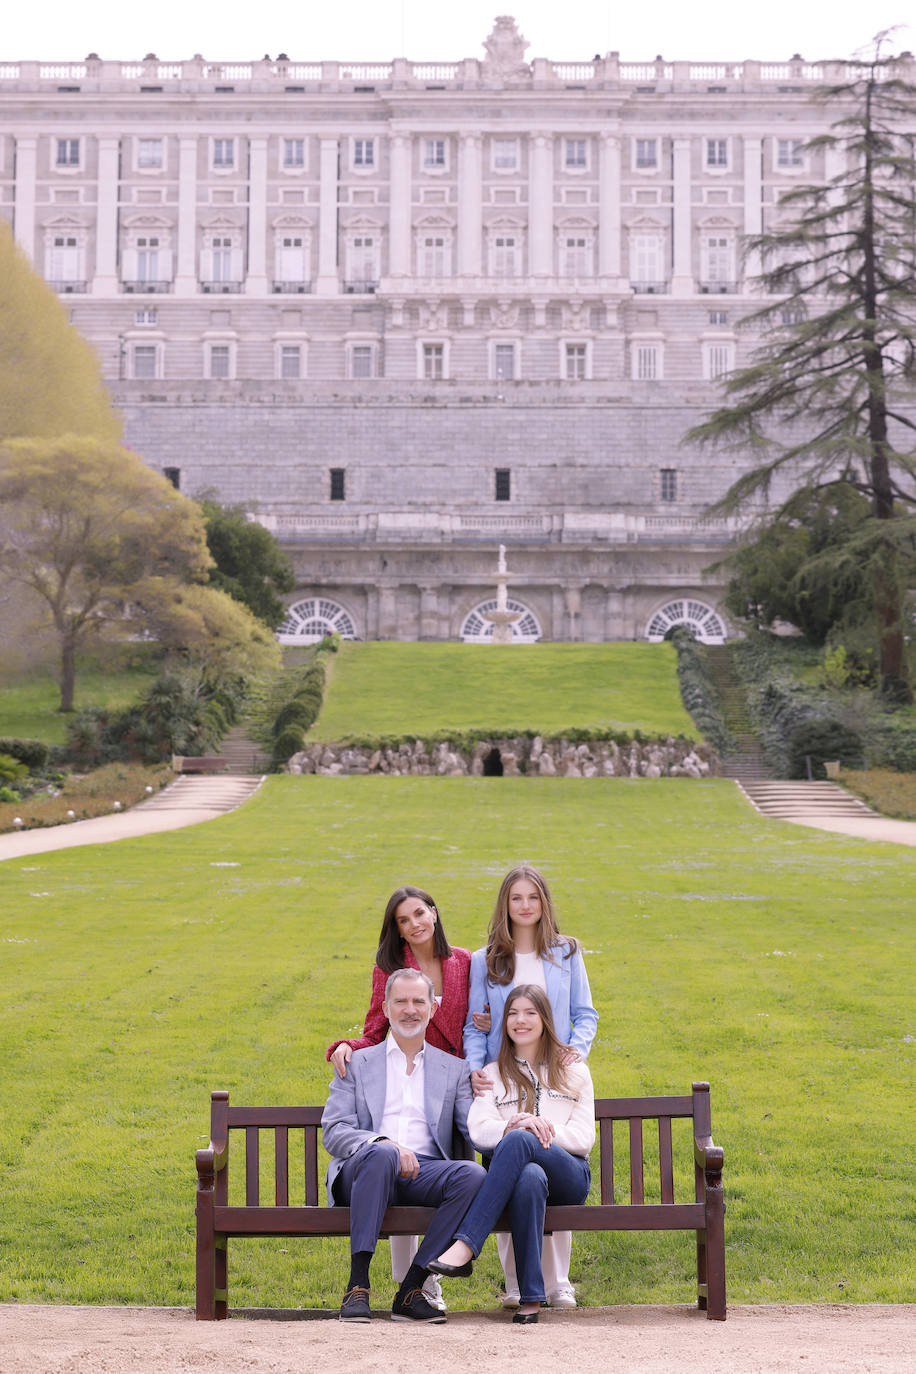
[480,544,522,644]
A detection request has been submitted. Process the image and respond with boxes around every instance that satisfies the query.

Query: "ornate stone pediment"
[563,298,591,332]
[418,299,449,331]
[482,16,530,80]
[490,298,519,329]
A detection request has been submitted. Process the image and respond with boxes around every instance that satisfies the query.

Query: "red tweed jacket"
[326,944,471,1061]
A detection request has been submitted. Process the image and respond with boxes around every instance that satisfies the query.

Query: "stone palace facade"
[3,18,899,643]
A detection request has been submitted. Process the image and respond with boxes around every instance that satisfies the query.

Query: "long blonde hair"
[496,984,574,1112]
[484,863,578,986]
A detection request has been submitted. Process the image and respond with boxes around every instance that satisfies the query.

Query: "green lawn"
[313,642,696,741]
[0,664,157,745]
[1,777,912,1310]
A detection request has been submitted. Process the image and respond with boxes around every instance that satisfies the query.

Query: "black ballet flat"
[512,1310,539,1325]
[427,1257,473,1278]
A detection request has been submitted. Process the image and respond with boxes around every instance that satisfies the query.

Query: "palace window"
[137,138,164,170]
[352,138,375,169]
[329,469,346,501]
[660,468,678,502]
[565,343,587,380]
[207,343,232,379]
[212,138,235,169]
[279,345,302,379]
[163,468,181,489]
[283,138,305,169]
[705,138,728,169]
[490,233,522,278]
[423,138,447,170]
[776,138,805,168]
[634,138,658,170]
[422,343,445,379]
[132,344,159,380]
[629,232,666,289]
[495,468,511,501]
[493,342,516,380]
[345,234,380,288]
[55,138,80,168]
[559,234,592,277]
[703,341,734,380]
[418,233,450,277]
[701,234,734,287]
[274,232,310,288]
[633,343,662,380]
[492,138,519,171]
[565,138,587,169]
[349,344,376,379]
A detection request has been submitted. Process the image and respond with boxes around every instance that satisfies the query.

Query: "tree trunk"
[59,636,77,713]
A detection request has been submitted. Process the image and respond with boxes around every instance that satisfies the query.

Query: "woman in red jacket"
[325,884,474,1309]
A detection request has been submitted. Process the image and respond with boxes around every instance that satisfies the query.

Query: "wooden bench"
[171,755,228,774]
[195,1080,725,1321]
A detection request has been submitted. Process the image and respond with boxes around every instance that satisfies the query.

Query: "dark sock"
[348,1251,372,1291]
[398,1261,428,1295]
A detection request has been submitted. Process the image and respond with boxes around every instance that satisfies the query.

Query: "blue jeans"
[454,1130,591,1303]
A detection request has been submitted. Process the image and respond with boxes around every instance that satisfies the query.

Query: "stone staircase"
[703,645,772,781]
[219,723,271,776]
[737,780,878,820]
[138,774,264,812]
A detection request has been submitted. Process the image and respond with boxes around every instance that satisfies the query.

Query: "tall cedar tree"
[686,40,916,695]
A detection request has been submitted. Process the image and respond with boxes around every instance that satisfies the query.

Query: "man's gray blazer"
[321,1039,474,1197]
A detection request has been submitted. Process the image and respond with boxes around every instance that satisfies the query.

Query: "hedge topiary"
[273,699,315,735]
[272,724,307,764]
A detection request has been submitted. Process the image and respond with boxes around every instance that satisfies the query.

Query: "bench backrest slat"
[628,1118,645,1204]
[304,1125,319,1207]
[245,1127,259,1207]
[659,1116,675,1204]
[598,1117,614,1204]
[275,1127,289,1207]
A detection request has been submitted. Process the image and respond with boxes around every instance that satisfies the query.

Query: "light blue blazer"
[462,941,598,1071]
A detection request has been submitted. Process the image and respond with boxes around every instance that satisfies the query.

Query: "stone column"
[13,137,37,259]
[604,587,625,639]
[175,137,199,293]
[378,585,399,639]
[598,133,622,282]
[365,584,380,639]
[419,584,440,640]
[92,136,120,294]
[388,133,411,278]
[457,132,482,278]
[671,136,693,296]
[246,136,268,295]
[529,132,554,277]
[316,137,340,295]
[742,136,763,285]
[565,584,583,641]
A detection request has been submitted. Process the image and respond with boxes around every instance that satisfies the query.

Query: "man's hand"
[397,1145,420,1179]
[470,1068,494,1097]
[330,1043,353,1079]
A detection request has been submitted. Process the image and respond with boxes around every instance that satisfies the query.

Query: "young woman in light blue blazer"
[463,864,598,1309]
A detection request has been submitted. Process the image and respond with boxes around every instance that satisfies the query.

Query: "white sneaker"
[547,1284,577,1309]
[501,1290,520,1309]
[422,1274,447,1312]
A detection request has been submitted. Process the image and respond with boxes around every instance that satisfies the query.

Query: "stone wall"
[287,735,719,778]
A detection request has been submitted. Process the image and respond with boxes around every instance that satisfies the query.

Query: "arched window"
[278,597,357,644]
[646,599,726,644]
[460,599,541,643]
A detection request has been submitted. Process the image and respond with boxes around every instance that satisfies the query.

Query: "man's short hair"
[384,967,435,1003]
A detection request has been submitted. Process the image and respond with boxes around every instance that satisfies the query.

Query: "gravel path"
[1,1304,914,1374]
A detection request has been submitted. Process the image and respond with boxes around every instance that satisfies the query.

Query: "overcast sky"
[4,1,912,65]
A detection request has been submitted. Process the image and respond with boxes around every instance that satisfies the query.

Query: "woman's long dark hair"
[496,984,574,1112]
[375,885,453,974]
[485,863,578,985]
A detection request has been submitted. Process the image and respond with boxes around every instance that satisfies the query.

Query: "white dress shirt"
[378,1035,437,1156]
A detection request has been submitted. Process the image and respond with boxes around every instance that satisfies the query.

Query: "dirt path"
[1,1304,913,1374]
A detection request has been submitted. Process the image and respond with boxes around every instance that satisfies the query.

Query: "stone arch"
[645,598,727,645]
[460,599,542,643]
[278,596,358,644]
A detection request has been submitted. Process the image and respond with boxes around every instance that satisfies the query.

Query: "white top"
[511,949,547,991]
[467,1058,596,1157]
[378,1035,436,1156]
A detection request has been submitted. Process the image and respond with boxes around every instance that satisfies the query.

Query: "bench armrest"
[694,1134,724,1178]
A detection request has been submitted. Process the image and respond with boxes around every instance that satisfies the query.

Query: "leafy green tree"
[0,435,211,710]
[198,498,295,630]
[720,484,876,643]
[137,580,281,682]
[0,226,120,443]
[687,39,916,698]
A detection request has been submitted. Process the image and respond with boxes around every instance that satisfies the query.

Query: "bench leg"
[196,1184,228,1319]
[215,1237,228,1320]
[704,1180,727,1320]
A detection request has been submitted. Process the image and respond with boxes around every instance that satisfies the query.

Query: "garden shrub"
[0,737,50,771]
[272,724,307,764]
[273,700,315,735]
[864,718,916,772]
[788,719,864,779]
[671,629,736,754]
[0,752,29,785]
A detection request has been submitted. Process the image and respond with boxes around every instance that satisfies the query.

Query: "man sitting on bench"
[321,968,486,1323]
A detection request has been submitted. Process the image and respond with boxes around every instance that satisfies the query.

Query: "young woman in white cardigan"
[430,984,595,1323]
[463,864,598,1308]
